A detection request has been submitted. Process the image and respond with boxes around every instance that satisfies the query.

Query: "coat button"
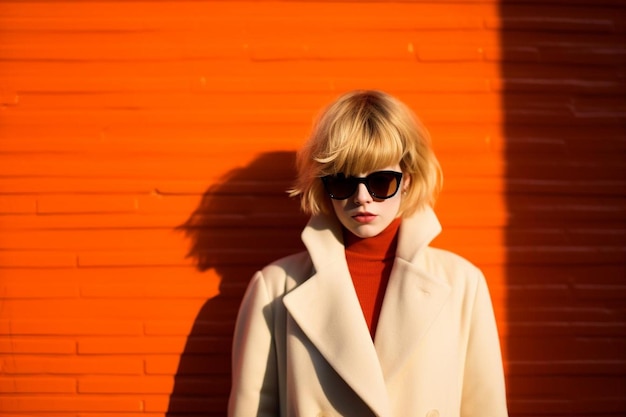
[426,410,440,417]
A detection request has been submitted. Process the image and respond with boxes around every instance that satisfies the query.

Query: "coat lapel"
[374,208,451,381]
[282,208,448,416]
[283,214,392,417]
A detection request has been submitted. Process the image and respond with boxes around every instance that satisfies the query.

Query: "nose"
[353,183,372,204]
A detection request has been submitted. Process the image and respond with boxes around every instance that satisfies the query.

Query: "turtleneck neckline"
[342,217,402,338]
[343,217,402,260]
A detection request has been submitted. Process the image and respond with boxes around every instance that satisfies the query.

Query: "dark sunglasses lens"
[368,172,399,198]
[324,171,401,200]
[326,176,356,199]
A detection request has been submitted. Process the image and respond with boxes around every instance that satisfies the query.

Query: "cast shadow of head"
[166,151,308,416]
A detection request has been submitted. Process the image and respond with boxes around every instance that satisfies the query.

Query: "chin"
[351,226,384,239]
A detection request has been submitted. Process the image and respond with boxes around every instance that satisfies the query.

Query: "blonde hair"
[290,90,442,217]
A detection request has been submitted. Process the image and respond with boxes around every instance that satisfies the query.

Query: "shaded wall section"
[499,1,626,416]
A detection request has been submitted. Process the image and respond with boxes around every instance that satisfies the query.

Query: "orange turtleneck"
[343,217,401,339]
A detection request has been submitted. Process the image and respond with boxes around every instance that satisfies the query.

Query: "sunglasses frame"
[321,170,403,200]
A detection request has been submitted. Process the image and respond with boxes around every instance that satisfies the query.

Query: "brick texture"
[0,1,624,416]
[498,1,626,416]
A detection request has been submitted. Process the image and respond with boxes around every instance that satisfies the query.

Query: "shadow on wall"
[500,2,626,416]
[167,151,308,416]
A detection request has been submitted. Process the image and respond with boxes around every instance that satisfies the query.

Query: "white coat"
[228,207,508,417]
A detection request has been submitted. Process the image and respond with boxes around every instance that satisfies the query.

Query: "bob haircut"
[290,90,443,217]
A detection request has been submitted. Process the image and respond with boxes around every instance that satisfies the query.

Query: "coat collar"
[282,207,450,417]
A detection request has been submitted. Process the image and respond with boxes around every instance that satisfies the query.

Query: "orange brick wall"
[0,1,624,416]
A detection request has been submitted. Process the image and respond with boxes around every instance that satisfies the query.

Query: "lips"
[352,212,377,223]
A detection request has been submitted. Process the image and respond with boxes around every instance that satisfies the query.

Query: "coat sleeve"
[228,271,280,417]
[461,269,509,417]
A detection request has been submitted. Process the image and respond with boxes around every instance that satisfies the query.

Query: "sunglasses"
[321,170,403,200]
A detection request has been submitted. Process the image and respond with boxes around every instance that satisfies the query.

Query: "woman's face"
[329,164,409,238]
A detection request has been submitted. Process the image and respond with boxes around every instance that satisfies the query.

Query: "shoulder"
[418,247,495,312]
[255,251,313,297]
[261,251,312,279]
[419,246,485,287]
[422,246,480,271]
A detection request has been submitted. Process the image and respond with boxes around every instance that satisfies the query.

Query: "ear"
[402,173,411,193]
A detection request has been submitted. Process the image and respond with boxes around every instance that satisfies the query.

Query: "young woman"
[228,90,508,417]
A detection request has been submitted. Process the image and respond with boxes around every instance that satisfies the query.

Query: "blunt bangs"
[315,130,405,178]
